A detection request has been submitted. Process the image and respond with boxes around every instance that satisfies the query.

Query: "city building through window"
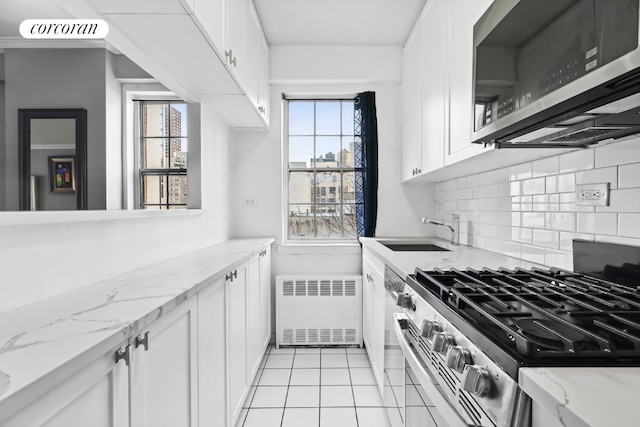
[286,99,362,239]
[138,101,188,209]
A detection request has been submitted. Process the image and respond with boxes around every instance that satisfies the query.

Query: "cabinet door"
[197,277,227,427]
[227,264,248,425]
[256,29,270,124]
[193,0,226,55]
[1,344,129,427]
[447,0,494,163]
[362,254,385,392]
[129,297,198,427]
[402,22,423,181]
[225,0,248,85]
[246,255,262,380]
[259,247,272,349]
[243,2,261,108]
[420,0,447,174]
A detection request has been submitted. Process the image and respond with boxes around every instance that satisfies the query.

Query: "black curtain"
[354,91,378,237]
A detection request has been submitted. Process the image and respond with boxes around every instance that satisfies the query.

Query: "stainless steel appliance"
[471,0,640,148]
[390,240,640,427]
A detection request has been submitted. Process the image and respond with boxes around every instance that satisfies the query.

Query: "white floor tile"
[321,353,349,368]
[293,353,321,368]
[295,347,322,354]
[353,386,385,407]
[347,353,372,368]
[346,347,367,354]
[349,368,378,386]
[258,368,291,386]
[290,368,321,386]
[242,408,284,427]
[320,385,354,407]
[282,407,320,427]
[250,386,288,408]
[320,368,351,385]
[321,347,347,354]
[320,407,357,427]
[242,386,257,408]
[407,383,431,406]
[286,386,320,408]
[265,354,295,369]
[406,406,436,427]
[356,407,392,427]
[271,346,296,354]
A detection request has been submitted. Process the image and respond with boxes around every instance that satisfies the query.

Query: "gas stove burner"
[515,318,585,351]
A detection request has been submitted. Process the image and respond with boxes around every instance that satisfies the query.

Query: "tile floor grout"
[237,345,390,427]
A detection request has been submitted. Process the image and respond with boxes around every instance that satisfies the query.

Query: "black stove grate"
[413,267,640,365]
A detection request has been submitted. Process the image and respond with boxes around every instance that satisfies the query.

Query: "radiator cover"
[275,275,363,347]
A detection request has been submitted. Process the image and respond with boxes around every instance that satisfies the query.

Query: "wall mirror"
[18,109,87,211]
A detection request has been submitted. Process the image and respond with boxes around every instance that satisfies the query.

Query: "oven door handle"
[392,313,470,427]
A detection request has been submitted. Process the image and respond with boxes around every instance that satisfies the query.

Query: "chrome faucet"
[422,214,460,246]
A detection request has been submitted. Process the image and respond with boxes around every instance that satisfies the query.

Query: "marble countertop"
[360,236,639,427]
[0,237,274,422]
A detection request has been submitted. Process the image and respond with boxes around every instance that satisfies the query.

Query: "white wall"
[0,96,232,314]
[433,138,640,270]
[230,46,434,278]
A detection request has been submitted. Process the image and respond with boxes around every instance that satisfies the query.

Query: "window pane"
[289,204,314,238]
[143,174,167,206]
[169,103,187,136]
[342,101,354,135]
[168,174,187,204]
[342,204,357,238]
[289,101,314,135]
[289,136,314,168]
[315,101,341,134]
[170,138,188,168]
[341,138,355,167]
[143,138,168,168]
[315,205,343,238]
[316,136,341,166]
[289,171,313,203]
[343,171,356,203]
[143,103,168,137]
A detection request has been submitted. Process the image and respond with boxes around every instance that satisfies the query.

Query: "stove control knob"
[461,365,491,398]
[446,346,471,373]
[432,332,454,355]
[420,319,441,339]
[396,293,415,310]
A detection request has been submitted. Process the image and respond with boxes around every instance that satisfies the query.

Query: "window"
[286,99,360,239]
[138,101,188,209]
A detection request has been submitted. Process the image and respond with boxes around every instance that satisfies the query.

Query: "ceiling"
[0,0,70,37]
[252,0,427,46]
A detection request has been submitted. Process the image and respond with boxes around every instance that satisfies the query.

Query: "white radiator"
[275,275,363,347]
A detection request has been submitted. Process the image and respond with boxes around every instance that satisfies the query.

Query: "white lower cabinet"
[1,245,273,427]
[362,249,386,394]
[129,296,199,427]
[1,343,129,427]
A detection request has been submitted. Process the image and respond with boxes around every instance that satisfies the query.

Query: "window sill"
[277,241,362,255]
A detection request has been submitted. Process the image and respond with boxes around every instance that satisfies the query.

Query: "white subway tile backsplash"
[532,157,559,177]
[510,163,532,181]
[545,212,576,231]
[557,174,576,193]
[576,166,618,189]
[595,138,640,168]
[434,140,638,267]
[522,177,546,195]
[532,229,559,249]
[618,213,640,238]
[576,213,617,235]
[559,232,594,251]
[559,149,595,173]
[618,163,640,189]
[522,212,545,228]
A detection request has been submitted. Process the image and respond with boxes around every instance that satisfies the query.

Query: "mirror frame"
[18,109,88,211]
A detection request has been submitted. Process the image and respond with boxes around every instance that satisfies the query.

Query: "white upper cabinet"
[192,0,226,54]
[402,21,423,181]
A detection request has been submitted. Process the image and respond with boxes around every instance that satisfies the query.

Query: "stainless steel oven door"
[392,313,468,427]
[383,284,404,427]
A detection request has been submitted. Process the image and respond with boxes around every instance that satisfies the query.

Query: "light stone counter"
[0,237,274,422]
[360,237,640,427]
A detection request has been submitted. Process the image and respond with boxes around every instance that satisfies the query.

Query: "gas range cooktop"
[412,267,640,366]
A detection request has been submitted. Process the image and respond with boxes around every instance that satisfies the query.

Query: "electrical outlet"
[242,197,258,208]
[576,183,610,206]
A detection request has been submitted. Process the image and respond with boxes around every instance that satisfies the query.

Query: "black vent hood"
[471,0,640,149]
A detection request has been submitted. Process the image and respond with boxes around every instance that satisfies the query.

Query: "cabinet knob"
[115,345,131,366]
[135,331,150,351]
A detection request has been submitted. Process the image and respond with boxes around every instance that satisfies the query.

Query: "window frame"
[282,96,361,243]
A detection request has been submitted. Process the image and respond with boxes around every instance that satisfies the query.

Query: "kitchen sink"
[381,242,449,252]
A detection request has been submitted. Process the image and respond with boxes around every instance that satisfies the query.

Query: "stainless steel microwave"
[471,0,640,148]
